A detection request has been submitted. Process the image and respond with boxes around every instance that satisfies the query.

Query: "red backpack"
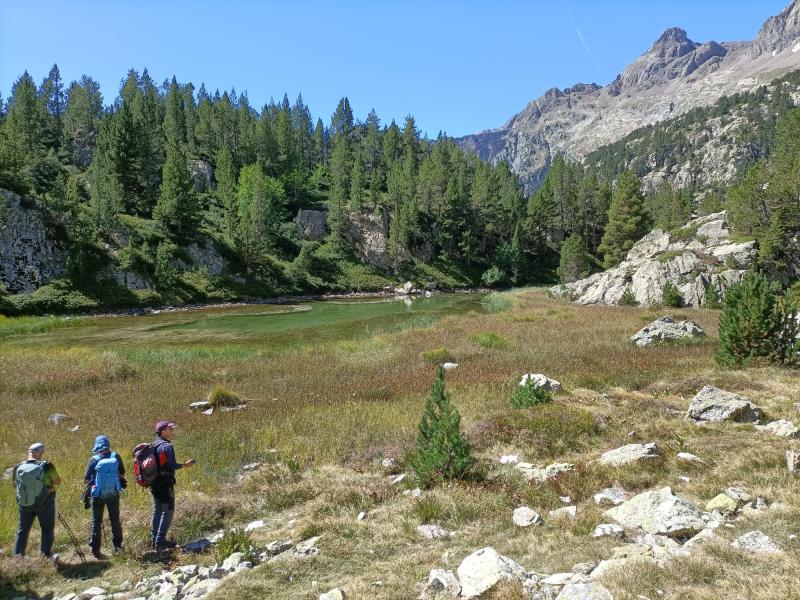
[132,442,161,487]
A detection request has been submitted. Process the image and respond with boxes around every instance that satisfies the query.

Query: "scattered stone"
[684,528,715,550]
[202,408,214,416]
[189,401,211,412]
[499,454,521,465]
[221,552,244,572]
[417,524,452,540]
[787,449,800,474]
[242,462,262,471]
[592,523,625,539]
[555,582,613,600]
[221,404,247,412]
[630,316,705,347]
[391,473,407,485]
[404,488,423,498]
[182,579,221,599]
[549,506,577,519]
[79,589,107,600]
[560,495,572,504]
[593,485,627,506]
[676,452,703,463]
[70,424,80,432]
[513,506,543,527]
[705,493,739,515]
[603,486,705,538]
[293,536,321,558]
[678,475,691,483]
[442,362,459,371]
[516,462,575,482]
[380,457,396,469]
[732,530,782,554]
[420,569,461,599]
[597,442,663,466]
[519,373,562,392]
[456,547,527,599]
[755,419,800,438]
[541,573,578,586]
[2,467,12,480]
[49,413,70,425]
[184,538,212,553]
[686,386,763,423]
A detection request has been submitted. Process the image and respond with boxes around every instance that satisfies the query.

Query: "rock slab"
[456,547,527,599]
[686,386,764,423]
[630,316,705,347]
[603,486,705,538]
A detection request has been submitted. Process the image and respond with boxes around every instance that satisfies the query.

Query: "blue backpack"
[91,452,122,498]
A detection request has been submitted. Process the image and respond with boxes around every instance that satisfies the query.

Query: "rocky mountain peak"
[653,27,692,50]
[751,0,800,57]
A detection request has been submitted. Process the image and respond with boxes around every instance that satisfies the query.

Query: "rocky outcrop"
[686,386,764,423]
[550,211,755,307]
[456,547,527,599]
[189,159,214,192]
[630,316,706,347]
[0,189,67,293]
[603,486,706,539]
[295,209,329,241]
[457,2,800,191]
[343,210,390,269]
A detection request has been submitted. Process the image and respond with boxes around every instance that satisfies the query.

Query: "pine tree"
[236,164,286,270]
[215,146,238,239]
[703,282,721,309]
[154,141,196,235]
[557,232,590,283]
[715,271,795,367]
[598,170,649,268]
[63,76,103,167]
[661,281,683,308]
[410,367,473,487]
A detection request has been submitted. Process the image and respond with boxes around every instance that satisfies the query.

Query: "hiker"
[84,434,126,558]
[13,442,61,557]
[150,421,195,551]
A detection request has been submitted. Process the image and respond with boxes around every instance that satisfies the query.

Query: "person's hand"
[184,459,196,468]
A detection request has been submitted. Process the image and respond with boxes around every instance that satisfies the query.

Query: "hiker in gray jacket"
[13,442,61,557]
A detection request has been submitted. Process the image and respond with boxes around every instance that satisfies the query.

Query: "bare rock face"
[295,209,329,242]
[343,210,390,269]
[189,159,214,192]
[686,386,764,423]
[456,547,527,599]
[0,189,67,293]
[457,3,800,192]
[550,211,755,307]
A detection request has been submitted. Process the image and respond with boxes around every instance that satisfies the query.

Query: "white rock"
[630,316,705,347]
[684,528,715,550]
[787,449,800,474]
[442,362,459,370]
[555,582,614,600]
[676,452,703,463]
[732,530,782,554]
[319,589,345,600]
[603,486,705,539]
[593,485,627,506]
[499,454,521,465]
[592,523,625,539]
[420,569,461,598]
[456,547,527,599]
[201,408,214,416]
[513,506,543,527]
[403,487,423,498]
[49,413,70,424]
[597,442,663,466]
[221,552,244,571]
[755,419,800,438]
[560,495,572,504]
[686,386,763,423]
[182,579,221,599]
[189,401,211,412]
[541,572,577,586]
[516,462,575,482]
[380,457,396,469]
[549,506,577,519]
[242,462,262,471]
[519,373,562,392]
[391,473,407,485]
[79,589,107,600]
[244,519,265,532]
[70,424,81,432]
[417,524,452,540]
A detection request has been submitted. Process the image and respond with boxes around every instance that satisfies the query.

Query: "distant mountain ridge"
[457,1,800,191]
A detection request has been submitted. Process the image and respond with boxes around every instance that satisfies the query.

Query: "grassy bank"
[2,289,799,599]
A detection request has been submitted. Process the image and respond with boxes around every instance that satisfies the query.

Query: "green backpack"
[15,461,45,507]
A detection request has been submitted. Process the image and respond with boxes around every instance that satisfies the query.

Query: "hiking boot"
[113,545,124,554]
[159,539,178,549]
[91,548,106,560]
[51,553,60,565]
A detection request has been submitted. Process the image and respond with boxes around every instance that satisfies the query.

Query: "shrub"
[7,279,99,315]
[661,281,683,308]
[215,528,256,564]
[410,367,473,487]
[421,347,450,363]
[208,384,242,408]
[469,331,510,349]
[480,265,506,287]
[557,233,591,283]
[715,271,799,368]
[703,283,721,309]
[619,288,639,306]
[510,379,553,408]
[483,292,513,313]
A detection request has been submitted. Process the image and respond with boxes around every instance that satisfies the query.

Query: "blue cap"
[92,435,110,453]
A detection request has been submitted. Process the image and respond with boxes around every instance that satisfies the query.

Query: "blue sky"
[0,0,790,137]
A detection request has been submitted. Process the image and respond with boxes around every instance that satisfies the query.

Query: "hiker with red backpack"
[133,421,195,552]
[84,435,126,558]
[13,442,61,557]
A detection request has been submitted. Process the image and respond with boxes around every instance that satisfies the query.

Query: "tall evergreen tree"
[557,232,591,283]
[154,141,196,234]
[598,170,649,268]
[236,163,286,270]
[215,146,238,240]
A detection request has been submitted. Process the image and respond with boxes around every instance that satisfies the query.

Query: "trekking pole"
[57,512,87,563]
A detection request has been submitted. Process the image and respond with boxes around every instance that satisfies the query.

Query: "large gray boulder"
[554,582,613,600]
[732,530,782,554]
[603,486,705,539]
[755,419,800,438]
[343,210,390,268]
[686,386,764,423]
[550,212,755,307]
[456,547,527,599]
[295,209,329,241]
[597,442,663,466]
[630,316,705,347]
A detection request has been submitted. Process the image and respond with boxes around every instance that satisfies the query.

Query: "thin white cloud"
[562,0,602,81]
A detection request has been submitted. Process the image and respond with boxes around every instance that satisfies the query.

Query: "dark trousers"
[90,494,123,551]
[14,493,56,556]
[151,486,175,547]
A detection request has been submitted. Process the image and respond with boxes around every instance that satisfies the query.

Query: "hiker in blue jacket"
[151,421,195,551]
[84,435,126,558]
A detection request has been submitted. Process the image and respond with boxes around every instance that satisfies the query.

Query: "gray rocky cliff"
[457,1,800,191]
[550,211,755,307]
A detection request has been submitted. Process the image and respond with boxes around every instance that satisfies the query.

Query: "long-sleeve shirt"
[155,437,183,476]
